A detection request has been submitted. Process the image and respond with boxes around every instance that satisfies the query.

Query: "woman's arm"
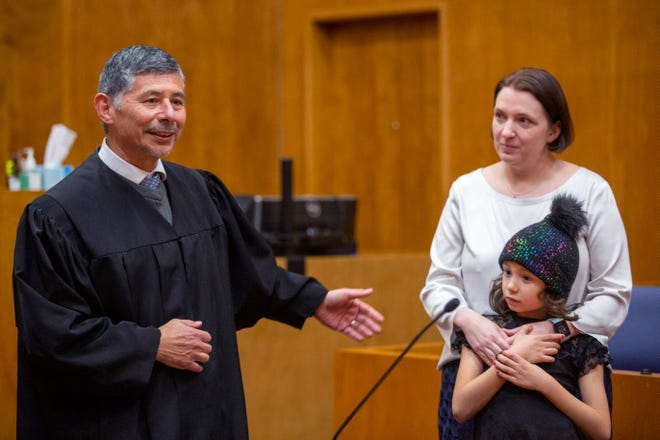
[503,319,579,339]
[458,315,561,365]
[572,179,631,342]
[420,183,510,362]
[452,346,505,422]
[495,352,611,440]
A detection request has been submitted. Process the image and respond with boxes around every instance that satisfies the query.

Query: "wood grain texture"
[0,0,657,438]
[305,9,441,252]
[0,191,37,433]
[334,343,660,440]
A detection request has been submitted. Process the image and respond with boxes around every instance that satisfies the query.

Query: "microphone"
[332,298,460,439]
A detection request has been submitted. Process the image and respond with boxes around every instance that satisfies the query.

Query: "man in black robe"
[13,45,384,439]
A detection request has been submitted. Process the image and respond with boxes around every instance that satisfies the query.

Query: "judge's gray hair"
[98,45,185,108]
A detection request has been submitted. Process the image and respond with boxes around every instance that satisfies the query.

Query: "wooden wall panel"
[305,8,442,252]
[0,0,657,439]
[0,192,35,434]
[1,0,657,278]
[4,0,284,197]
[436,0,659,284]
[1,0,64,169]
[281,0,659,281]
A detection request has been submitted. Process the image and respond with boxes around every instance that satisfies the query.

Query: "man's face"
[104,72,186,171]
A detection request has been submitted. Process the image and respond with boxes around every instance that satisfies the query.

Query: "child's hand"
[494,350,550,391]
[508,325,562,363]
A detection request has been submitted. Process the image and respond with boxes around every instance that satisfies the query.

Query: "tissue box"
[43,165,73,190]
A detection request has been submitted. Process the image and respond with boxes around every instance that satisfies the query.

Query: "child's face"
[501,261,547,319]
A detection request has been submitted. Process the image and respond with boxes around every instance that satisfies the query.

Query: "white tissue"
[44,123,77,168]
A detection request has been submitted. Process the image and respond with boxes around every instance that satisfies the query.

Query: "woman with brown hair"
[420,67,631,438]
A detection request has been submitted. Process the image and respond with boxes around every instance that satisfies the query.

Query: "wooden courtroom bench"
[334,342,660,440]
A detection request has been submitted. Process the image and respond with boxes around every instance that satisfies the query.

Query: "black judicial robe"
[13,152,327,439]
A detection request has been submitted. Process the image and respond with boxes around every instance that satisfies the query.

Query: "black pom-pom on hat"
[547,194,588,241]
[499,194,588,299]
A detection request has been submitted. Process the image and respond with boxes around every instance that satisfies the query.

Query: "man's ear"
[94,93,114,126]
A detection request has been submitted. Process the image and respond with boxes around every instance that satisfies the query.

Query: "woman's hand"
[507,325,563,363]
[455,308,510,364]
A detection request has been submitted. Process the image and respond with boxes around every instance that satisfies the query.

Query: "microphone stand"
[332,299,460,439]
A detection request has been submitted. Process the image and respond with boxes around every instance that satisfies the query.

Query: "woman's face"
[492,87,559,168]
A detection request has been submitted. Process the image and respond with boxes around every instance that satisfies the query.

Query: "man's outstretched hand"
[314,288,384,341]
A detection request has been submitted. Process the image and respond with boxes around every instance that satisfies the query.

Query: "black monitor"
[236,194,357,256]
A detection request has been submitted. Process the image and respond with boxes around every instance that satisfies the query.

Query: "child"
[452,194,611,440]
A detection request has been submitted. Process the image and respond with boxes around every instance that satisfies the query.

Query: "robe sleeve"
[199,171,328,330]
[13,197,160,396]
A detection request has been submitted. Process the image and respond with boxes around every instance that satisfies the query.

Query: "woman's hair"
[489,273,578,321]
[494,68,574,153]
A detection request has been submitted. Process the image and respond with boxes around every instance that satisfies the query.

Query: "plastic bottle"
[5,159,20,190]
[20,147,42,191]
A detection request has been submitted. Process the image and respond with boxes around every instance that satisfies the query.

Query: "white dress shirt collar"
[97,139,167,185]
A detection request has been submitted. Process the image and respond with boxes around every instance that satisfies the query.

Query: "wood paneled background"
[1,0,657,438]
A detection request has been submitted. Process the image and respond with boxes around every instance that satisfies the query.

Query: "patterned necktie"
[140,173,162,190]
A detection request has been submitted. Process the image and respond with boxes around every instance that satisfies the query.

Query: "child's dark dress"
[453,312,609,440]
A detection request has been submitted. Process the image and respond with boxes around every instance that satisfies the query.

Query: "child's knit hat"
[498,194,588,299]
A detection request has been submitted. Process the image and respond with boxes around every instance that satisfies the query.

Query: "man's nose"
[159,100,176,119]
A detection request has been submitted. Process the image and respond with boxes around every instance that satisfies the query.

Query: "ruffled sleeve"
[575,337,610,376]
[557,335,610,376]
